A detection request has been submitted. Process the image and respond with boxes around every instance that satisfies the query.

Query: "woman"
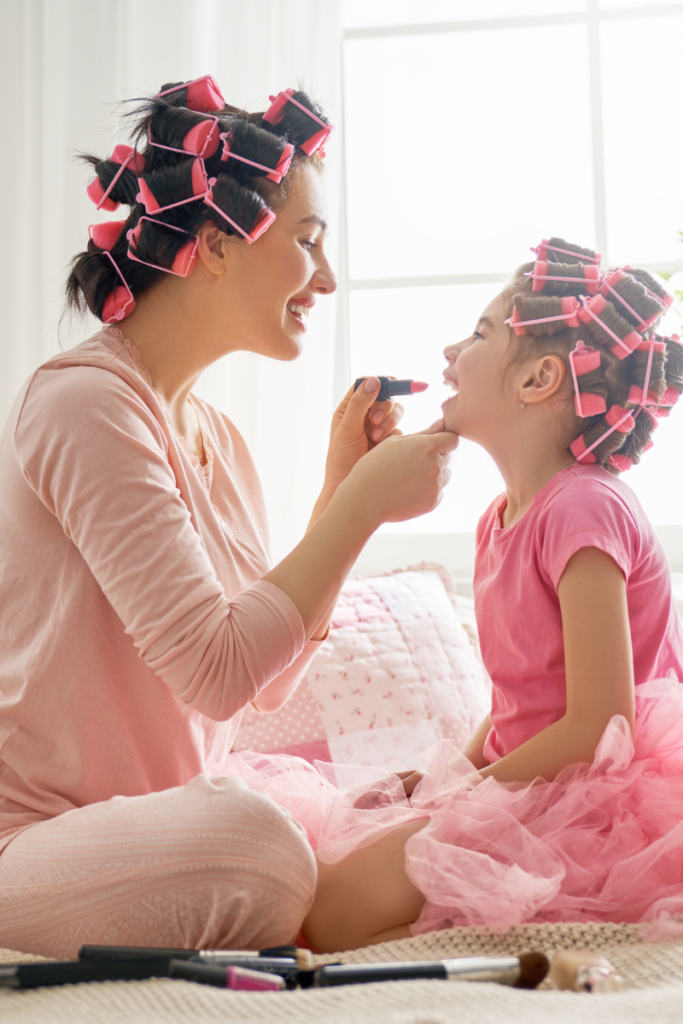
[0,78,457,958]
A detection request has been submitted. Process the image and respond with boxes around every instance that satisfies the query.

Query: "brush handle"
[313,962,448,986]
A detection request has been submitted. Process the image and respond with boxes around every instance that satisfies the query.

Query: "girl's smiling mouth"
[287,296,315,326]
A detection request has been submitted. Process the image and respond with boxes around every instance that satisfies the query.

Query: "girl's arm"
[480,547,635,784]
[461,714,492,769]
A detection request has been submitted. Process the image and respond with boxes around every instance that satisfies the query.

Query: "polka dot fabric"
[233,566,490,770]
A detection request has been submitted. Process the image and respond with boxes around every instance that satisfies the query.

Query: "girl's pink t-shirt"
[0,331,322,850]
[475,464,683,763]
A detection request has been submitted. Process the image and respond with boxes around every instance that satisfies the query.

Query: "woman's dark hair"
[67,81,330,322]
[504,237,677,474]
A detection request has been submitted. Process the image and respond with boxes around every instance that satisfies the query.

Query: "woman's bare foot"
[302,818,428,953]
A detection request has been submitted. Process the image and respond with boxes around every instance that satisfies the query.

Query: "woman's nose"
[314,255,337,296]
[443,342,459,363]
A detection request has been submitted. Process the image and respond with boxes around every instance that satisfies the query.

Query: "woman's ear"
[519,353,566,407]
[195,220,233,276]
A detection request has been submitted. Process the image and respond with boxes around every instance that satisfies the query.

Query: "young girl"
[228,239,683,952]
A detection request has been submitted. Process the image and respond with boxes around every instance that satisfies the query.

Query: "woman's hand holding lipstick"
[322,376,405,495]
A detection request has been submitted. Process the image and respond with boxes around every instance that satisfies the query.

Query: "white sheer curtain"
[0,0,342,560]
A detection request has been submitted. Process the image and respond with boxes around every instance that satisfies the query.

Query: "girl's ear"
[519,354,566,407]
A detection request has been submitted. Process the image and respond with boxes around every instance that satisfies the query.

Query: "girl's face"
[215,163,337,360]
[441,292,517,441]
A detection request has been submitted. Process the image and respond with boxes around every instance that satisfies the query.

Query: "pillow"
[233,564,491,771]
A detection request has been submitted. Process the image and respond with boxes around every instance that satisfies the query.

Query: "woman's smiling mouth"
[287,297,315,326]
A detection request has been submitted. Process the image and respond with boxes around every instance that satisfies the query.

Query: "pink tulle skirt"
[223,677,683,937]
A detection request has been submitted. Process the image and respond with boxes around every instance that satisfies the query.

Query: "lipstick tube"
[169,960,286,991]
[354,377,429,402]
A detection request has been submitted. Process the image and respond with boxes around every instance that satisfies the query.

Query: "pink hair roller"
[88,221,127,251]
[627,339,666,406]
[137,158,210,214]
[570,405,635,464]
[219,132,294,183]
[86,145,146,211]
[528,261,600,295]
[622,265,674,312]
[96,249,136,324]
[203,183,276,243]
[148,117,220,159]
[599,269,651,332]
[533,239,601,265]
[608,453,635,472]
[127,216,198,277]
[263,88,333,156]
[568,340,607,418]
[156,75,225,113]
[578,294,640,359]
[507,296,581,335]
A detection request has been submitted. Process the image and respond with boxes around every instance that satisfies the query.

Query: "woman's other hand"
[339,418,458,529]
[324,377,405,494]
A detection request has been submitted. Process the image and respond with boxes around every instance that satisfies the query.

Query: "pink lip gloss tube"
[169,959,286,991]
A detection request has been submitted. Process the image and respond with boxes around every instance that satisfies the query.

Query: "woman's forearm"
[479,713,620,784]
[264,483,376,639]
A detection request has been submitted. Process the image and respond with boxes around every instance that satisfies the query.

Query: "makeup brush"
[312,951,549,989]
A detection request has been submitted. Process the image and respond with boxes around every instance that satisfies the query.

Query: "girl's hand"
[323,377,405,495]
[339,418,458,529]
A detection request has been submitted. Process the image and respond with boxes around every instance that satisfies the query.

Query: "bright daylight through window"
[340,0,683,570]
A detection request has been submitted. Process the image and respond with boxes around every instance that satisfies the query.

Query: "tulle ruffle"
[222,677,683,937]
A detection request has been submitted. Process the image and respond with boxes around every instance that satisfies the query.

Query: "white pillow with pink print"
[233,565,490,771]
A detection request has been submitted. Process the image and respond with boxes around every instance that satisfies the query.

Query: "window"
[340,0,683,572]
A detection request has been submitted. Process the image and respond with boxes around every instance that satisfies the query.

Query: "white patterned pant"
[0,774,317,958]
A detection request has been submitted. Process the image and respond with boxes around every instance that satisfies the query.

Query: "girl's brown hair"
[505,238,677,473]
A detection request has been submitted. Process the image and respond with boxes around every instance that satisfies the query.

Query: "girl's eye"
[472,331,483,341]
[301,239,318,250]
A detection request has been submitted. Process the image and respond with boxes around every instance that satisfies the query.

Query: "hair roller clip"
[148,116,220,159]
[203,181,276,243]
[568,340,607,418]
[527,261,601,295]
[97,251,136,323]
[533,240,601,265]
[263,88,333,155]
[570,405,636,464]
[127,216,198,277]
[219,132,294,184]
[86,145,146,211]
[578,294,641,359]
[137,158,210,214]
[156,75,225,113]
[506,296,581,335]
[88,221,127,251]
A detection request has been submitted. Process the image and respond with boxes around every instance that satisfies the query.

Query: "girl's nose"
[443,341,459,362]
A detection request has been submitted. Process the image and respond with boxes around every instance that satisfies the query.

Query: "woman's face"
[216,163,336,360]
[441,292,517,441]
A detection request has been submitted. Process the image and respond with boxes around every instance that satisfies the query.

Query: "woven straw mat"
[2,922,683,1024]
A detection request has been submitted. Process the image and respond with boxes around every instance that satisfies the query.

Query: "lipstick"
[354,377,429,402]
[169,960,286,991]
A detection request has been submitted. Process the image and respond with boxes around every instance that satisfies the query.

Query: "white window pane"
[344,0,586,28]
[601,15,683,267]
[600,0,681,8]
[349,284,505,533]
[344,26,595,280]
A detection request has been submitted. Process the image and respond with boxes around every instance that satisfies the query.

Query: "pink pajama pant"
[0,774,317,959]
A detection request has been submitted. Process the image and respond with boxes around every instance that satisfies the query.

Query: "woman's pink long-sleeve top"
[0,330,320,851]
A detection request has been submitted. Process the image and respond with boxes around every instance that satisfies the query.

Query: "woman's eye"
[301,239,318,250]
[472,331,483,341]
